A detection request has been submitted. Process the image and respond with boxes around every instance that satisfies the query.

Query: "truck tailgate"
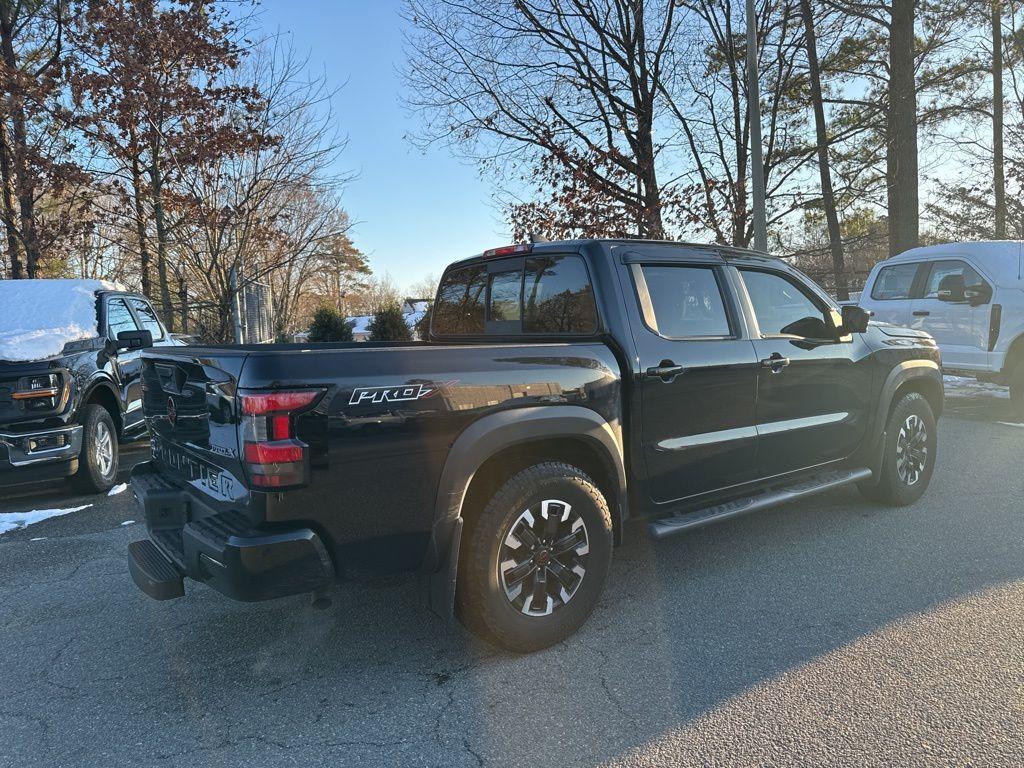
[140,348,250,507]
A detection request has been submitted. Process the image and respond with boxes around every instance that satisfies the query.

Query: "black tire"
[858,392,936,506]
[72,404,119,494]
[456,462,613,653]
[1009,361,1024,420]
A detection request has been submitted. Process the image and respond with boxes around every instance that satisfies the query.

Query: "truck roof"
[882,241,1024,285]
[447,239,774,270]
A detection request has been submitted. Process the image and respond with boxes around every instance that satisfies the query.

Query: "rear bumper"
[127,461,335,602]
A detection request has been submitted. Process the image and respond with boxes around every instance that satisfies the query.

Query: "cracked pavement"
[1,391,1023,767]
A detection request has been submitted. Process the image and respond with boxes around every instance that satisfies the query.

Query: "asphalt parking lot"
[2,383,1023,768]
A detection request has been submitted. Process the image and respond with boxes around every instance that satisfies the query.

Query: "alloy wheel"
[895,413,928,486]
[498,499,590,617]
[94,421,115,478]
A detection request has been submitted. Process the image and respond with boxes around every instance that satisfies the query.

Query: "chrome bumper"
[0,425,83,466]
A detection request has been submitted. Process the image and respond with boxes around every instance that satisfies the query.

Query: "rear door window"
[432,265,488,335]
[871,263,919,300]
[640,265,731,338]
[524,255,598,334]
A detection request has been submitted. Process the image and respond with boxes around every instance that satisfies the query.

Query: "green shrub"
[368,303,412,342]
[308,306,353,342]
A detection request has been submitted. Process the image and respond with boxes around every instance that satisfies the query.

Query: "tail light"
[239,388,325,489]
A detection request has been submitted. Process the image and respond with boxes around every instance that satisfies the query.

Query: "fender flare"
[423,405,626,617]
[878,359,943,420]
[80,377,121,422]
[863,359,943,481]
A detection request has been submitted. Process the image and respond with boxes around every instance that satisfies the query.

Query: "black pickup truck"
[0,280,176,492]
[128,240,942,651]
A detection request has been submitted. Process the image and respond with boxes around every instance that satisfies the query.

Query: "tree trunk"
[992,0,1006,239]
[0,120,22,278]
[0,10,40,276]
[800,0,848,300]
[637,132,664,239]
[886,0,919,256]
[148,154,175,331]
[128,134,153,297]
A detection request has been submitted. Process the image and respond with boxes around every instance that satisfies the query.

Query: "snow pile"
[0,279,120,362]
[0,503,92,535]
[943,375,1009,400]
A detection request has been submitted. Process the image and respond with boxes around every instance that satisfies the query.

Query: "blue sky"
[256,0,508,287]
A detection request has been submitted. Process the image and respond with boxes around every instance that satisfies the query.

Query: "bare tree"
[799,0,846,298]
[404,0,681,238]
[993,0,1007,238]
[172,40,355,341]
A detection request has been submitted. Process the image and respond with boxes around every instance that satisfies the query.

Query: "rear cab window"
[432,253,598,337]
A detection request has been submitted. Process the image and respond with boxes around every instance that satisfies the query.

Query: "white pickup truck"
[858,241,1024,415]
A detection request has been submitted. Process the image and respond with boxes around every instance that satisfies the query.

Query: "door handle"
[646,360,686,382]
[760,352,790,373]
[912,310,930,317]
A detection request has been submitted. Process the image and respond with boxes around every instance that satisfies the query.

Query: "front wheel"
[859,392,936,506]
[72,404,119,494]
[456,462,613,653]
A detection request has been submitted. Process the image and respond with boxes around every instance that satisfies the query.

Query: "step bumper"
[128,461,335,602]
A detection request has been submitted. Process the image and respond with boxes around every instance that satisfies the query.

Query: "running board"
[648,467,873,540]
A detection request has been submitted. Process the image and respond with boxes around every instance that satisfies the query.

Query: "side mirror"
[936,273,966,303]
[840,305,870,335]
[964,283,992,307]
[116,329,153,351]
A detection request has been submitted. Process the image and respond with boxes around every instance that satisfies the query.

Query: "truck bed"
[138,339,623,572]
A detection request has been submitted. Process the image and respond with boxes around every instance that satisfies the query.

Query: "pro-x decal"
[348,380,457,406]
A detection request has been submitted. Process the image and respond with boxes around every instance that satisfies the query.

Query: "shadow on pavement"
[1,393,1022,766]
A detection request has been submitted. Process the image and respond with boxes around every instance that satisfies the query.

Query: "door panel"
[631,263,760,504]
[910,260,991,369]
[738,268,872,478]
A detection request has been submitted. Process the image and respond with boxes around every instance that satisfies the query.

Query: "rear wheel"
[72,404,119,494]
[1009,361,1024,420]
[456,462,613,653]
[859,392,936,506]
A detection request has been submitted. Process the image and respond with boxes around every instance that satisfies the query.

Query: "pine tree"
[368,303,412,342]
[308,306,353,343]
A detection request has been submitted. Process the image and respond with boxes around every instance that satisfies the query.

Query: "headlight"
[14,373,63,410]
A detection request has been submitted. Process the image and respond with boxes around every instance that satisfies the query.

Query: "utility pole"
[746,0,768,252]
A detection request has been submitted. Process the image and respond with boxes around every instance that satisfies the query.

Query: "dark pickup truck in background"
[1,281,176,492]
[128,240,943,651]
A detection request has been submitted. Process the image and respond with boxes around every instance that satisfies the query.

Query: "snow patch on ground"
[107,483,128,496]
[120,520,135,526]
[943,375,1009,399]
[0,504,93,535]
[0,279,120,361]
